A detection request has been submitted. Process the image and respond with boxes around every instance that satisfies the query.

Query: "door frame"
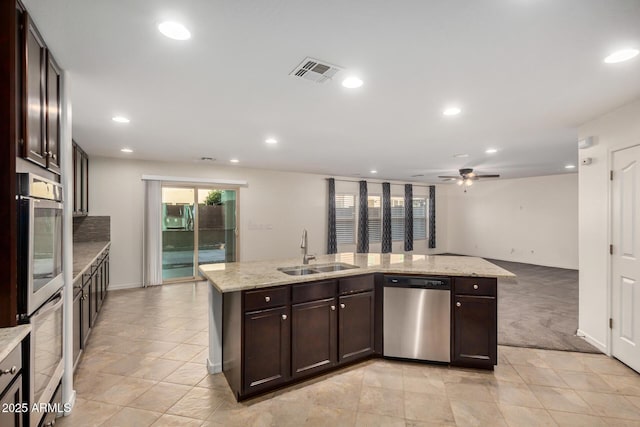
[161,183,240,283]
[608,142,640,358]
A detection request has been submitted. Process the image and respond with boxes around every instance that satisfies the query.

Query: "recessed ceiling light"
[485,148,498,154]
[158,21,191,40]
[370,170,378,174]
[230,159,239,163]
[443,107,462,116]
[342,77,363,89]
[120,148,133,153]
[265,138,278,144]
[112,116,130,123]
[565,164,576,169]
[453,153,469,158]
[604,48,639,64]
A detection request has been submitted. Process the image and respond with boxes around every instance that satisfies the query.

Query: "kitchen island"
[200,253,515,400]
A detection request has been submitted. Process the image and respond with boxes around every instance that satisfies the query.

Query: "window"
[413,198,427,240]
[391,197,404,241]
[335,194,355,244]
[368,195,381,243]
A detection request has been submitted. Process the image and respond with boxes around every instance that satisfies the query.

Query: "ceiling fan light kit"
[439,168,500,192]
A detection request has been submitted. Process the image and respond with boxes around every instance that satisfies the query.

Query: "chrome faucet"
[300,229,316,265]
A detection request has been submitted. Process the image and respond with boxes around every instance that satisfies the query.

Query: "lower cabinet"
[338,291,375,363]
[228,274,376,399]
[0,377,23,427]
[0,336,25,427]
[74,247,110,372]
[452,278,497,368]
[72,288,81,368]
[291,298,337,378]
[243,306,290,395]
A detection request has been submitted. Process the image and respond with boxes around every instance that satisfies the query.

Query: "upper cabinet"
[73,141,89,215]
[19,10,61,175]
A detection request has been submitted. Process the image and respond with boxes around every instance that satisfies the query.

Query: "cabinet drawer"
[454,277,496,297]
[339,275,374,295]
[292,280,336,304]
[244,287,289,311]
[0,344,22,394]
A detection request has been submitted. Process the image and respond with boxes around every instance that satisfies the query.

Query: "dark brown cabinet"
[20,12,60,174]
[452,277,497,368]
[0,339,24,427]
[72,286,82,368]
[243,306,290,394]
[338,290,375,363]
[75,249,109,370]
[291,298,337,378]
[0,376,23,427]
[224,274,377,400]
[73,141,89,215]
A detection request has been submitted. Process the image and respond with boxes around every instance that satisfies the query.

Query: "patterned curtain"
[404,184,413,252]
[382,182,392,253]
[428,185,436,249]
[327,178,337,254]
[357,181,369,253]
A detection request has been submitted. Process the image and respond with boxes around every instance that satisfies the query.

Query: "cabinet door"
[243,306,290,394]
[45,53,61,174]
[73,143,82,214]
[338,291,375,363]
[291,298,337,379]
[73,291,81,368]
[452,295,497,367]
[81,283,91,346]
[22,13,46,167]
[81,152,89,213]
[0,375,23,427]
[91,270,99,323]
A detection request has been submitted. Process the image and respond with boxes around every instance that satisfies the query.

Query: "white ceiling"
[23,0,640,182]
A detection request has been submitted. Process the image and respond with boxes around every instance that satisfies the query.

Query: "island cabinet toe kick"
[219,273,497,400]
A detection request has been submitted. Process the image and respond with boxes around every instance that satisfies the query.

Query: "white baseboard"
[107,282,143,291]
[207,358,222,374]
[577,329,608,353]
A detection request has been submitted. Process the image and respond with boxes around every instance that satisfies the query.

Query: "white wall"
[446,174,578,269]
[89,157,447,288]
[578,98,640,352]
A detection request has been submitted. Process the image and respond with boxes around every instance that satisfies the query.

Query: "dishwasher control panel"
[384,275,451,290]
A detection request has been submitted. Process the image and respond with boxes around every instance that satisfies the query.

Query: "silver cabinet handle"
[340,303,346,309]
[473,284,479,290]
[265,296,271,302]
[330,305,336,311]
[0,366,17,375]
[281,314,287,320]
[456,302,461,307]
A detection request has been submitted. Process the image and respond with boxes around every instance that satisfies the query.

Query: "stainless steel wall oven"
[17,173,63,317]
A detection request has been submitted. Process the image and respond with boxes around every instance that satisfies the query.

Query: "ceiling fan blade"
[476,174,500,178]
[438,176,460,179]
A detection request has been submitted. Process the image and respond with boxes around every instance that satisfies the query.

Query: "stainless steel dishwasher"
[383,276,451,362]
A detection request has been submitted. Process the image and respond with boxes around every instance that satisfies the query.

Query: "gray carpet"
[487,259,599,353]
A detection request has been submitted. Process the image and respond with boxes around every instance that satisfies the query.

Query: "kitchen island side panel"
[222,291,242,398]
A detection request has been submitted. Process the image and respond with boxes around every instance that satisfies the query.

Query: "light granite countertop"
[73,241,111,283]
[0,324,30,362]
[199,253,516,293]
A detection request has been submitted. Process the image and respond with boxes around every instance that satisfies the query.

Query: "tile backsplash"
[73,216,111,242]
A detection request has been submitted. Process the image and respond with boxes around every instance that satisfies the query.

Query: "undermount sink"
[277,262,359,276]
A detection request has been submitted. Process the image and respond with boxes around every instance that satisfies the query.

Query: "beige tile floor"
[58,282,640,427]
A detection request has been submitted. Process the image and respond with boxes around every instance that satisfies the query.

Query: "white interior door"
[611,144,640,373]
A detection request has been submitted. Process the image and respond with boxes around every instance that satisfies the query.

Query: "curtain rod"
[328,178,434,188]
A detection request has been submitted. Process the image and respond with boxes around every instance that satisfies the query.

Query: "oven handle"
[31,292,63,322]
[19,195,63,210]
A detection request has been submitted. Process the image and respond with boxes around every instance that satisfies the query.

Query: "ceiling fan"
[438,168,500,188]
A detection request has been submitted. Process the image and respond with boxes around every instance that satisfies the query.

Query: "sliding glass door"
[162,186,237,282]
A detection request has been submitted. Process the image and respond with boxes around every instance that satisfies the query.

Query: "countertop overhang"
[199,253,516,293]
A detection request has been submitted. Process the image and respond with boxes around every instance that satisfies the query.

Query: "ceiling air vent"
[289,57,343,83]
